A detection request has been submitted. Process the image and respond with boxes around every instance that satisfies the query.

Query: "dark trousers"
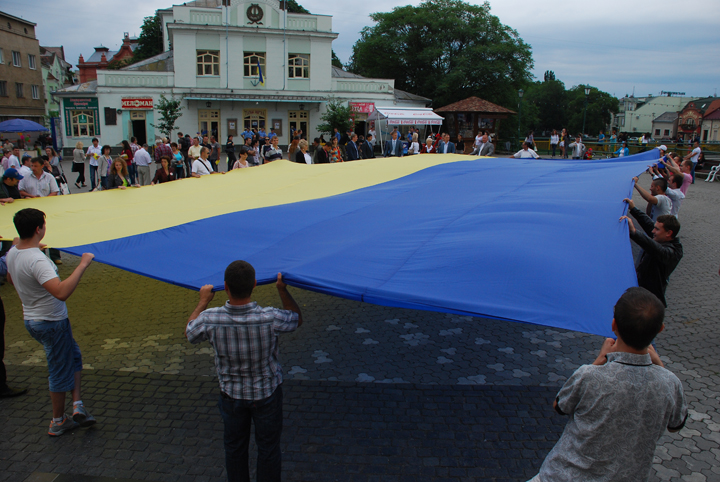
[551,144,557,156]
[0,297,7,390]
[219,385,283,482]
[128,163,138,185]
[89,165,98,190]
[74,165,85,185]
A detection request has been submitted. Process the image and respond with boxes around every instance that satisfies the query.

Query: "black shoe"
[0,386,28,398]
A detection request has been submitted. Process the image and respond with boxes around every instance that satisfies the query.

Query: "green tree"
[316,97,353,135]
[522,78,568,133]
[347,0,533,109]
[286,0,309,13]
[565,85,618,136]
[133,13,163,62]
[150,94,184,139]
[331,51,343,68]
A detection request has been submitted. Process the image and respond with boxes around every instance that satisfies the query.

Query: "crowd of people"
[0,135,716,482]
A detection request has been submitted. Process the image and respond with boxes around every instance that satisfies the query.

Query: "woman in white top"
[511,142,540,159]
[550,130,559,157]
[408,133,420,155]
[232,146,250,169]
[296,139,312,164]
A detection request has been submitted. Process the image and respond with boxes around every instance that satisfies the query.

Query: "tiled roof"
[653,111,678,122]
[434,96,516,114]
[121,51,174,72]
[394,89,431,102]
[331,67,365,79]
[55,81,97,94]
[704,108,720,120]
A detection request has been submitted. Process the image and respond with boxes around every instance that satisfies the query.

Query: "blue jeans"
[218,385,283,482]
[24,318,82,392]
[691,161,697,183]
[128,163,138,185]
[89,165,98,190]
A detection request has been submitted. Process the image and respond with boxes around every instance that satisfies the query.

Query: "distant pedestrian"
[510,142,539,159]
[550,130,559,157]
[568,135,586,159]
[683,140,701,183]
[7,208,97,435]
[226,135,236,171]
[85,138,101,191]
[134,144,153,186]
[72,142,86,188]
[186,262,303,482]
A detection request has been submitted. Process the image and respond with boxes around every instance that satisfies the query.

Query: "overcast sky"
[4,0,719,99]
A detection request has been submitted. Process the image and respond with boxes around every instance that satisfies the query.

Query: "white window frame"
[28,54,36,70]
[31,84,39,99]
[288,54,309,79]
[243,52,265,78]
[196,50,220,76]
[12,51,21,67]
[70,110,96,137]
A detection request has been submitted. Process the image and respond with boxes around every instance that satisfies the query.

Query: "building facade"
[678,98,720,142]
[0,11,46,124]
[612,95,697,135]
[40,46,73,119]
[55,0,429,150]
[77,34,138,83]
[651,112,679,140]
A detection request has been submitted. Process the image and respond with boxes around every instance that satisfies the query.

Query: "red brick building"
[77,33,138,83]
[677,97,720,141]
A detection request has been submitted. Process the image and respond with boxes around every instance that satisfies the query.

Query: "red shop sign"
[122,98,154,109]
[349,102,375,114]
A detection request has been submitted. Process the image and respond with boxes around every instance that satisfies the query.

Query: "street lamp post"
[517,89,524,148]
[582,86,590,137]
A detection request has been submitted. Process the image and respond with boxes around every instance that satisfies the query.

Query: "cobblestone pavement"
[1,172,718,481]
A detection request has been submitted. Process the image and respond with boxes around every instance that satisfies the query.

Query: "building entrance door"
[199,110,221,140]
[130,111,147,145]
[288,110,308,138]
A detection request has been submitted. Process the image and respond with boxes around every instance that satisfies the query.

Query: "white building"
[612,94,697,135]
[55,0,430,150]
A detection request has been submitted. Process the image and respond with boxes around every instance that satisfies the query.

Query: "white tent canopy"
[368,107,444,126]
[368,107,444,155]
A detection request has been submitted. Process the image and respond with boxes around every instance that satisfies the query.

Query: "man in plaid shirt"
[186,260,303,482]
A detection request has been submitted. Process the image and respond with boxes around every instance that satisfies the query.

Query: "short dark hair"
[614,287,665,350]
[656,214,680,238]
[224,261,256,299]
[671,173,684,188]
[131,137,137,143]
[102,144,111,154]
[91,138,98,143]
[31,157,44,165]
[238,146,249,156]
[651,177,667,192]
[13,208,46,240]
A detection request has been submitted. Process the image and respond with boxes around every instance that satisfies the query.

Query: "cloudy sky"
[4,0,719,99]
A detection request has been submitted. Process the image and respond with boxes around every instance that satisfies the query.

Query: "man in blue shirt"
[242,128,254,141]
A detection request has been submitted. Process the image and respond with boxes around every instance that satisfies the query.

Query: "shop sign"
[122,98,154,109]
[64,97,100,137]
[350,102,375,114]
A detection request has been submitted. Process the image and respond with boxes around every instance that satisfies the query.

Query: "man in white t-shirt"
[19,157,59,198]
[7,208,96,436]
[633,176,672,222]
[683,140,701,184]
[18,154,33,178]
[7,147,21,170]
[191,147,217,177]
[85,138,102,191]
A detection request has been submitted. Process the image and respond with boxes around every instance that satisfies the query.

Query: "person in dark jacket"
[315,142,331,164]
[620,198,683,307]
[361,134,375,159]
[106,158,137,190]
[346,133,361,161]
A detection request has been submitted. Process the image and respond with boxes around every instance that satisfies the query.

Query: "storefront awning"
[368,107,444,125]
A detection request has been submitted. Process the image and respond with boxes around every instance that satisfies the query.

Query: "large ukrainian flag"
[0,151,662,336]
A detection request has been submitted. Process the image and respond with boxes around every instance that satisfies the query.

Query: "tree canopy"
[316,97,353,135]
[520,78,619,136]
[133,13,163,63]
[347,0,533,109]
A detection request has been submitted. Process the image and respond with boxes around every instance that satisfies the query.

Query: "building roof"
[704,108,720,121]
[653,111,678,123]
[180,0,225,6]
[434,96,516,115]
[55,81,97,95]
[0,11,36,26]
[394,89,431,103]
[331,67,365,79]
[683,97,719,114]
[121,50,174,72]
[41,46,66,61]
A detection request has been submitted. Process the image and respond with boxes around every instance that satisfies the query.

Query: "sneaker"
[72,404,96,427]
[48,416,78,436]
